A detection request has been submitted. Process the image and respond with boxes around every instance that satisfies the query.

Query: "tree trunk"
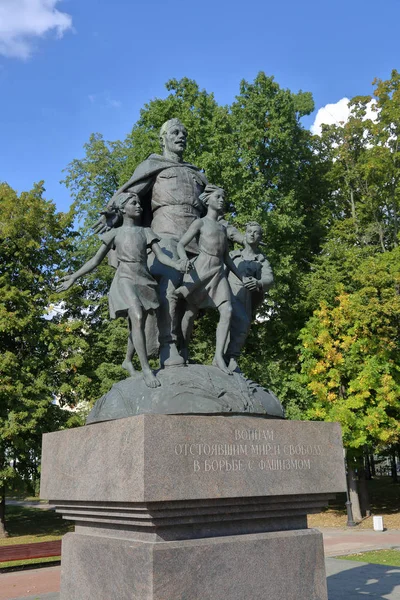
[370,454,376,477]
[0,483,8,538]
[349,188,360,237]
[391,451,398,484]
[357,455,370,517]
[347,462,362,522]
[364,451,372,480]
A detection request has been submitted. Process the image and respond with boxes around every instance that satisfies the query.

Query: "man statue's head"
[159,118,187,158]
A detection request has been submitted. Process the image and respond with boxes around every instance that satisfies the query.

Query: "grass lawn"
[0,556,60,569]
[336,549,400,566]
[0,504,72,547]
[308,476,400,529]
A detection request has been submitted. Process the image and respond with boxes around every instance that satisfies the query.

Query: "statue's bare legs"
[225,305,251,373]
[127,302,160,388]
[212,300,233,375]
[121,330,138,377]
[180,297,232,375]
[180,303,198,363]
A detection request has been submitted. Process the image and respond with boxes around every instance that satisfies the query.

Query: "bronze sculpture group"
[58,119,273,388]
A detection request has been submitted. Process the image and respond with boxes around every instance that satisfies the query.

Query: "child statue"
[225,221,273,372]
[57,193,190,388]
[174,185,243,374]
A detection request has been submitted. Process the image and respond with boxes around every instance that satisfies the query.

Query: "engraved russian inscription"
[234,429,274,441]
[173,429,325,473]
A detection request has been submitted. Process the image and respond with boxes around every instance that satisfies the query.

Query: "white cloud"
[0,0,72,59]
[311,98,351,135]
[311,97,378,136]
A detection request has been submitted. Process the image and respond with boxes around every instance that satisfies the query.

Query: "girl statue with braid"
[57,193,190,388]
[174,185,243,374]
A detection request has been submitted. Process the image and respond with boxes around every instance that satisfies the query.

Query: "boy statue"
[174,185,244,374]
[225,221,273,372]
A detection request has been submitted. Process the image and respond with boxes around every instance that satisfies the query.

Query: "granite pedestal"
[40,415,347,600]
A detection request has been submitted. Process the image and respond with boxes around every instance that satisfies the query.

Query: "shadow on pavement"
[327,558,400,599]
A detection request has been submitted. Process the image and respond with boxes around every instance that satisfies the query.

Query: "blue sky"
[1,0,399,213]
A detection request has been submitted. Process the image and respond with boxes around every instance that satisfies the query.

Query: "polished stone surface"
[59,529,328,600]
[41,415,346,503]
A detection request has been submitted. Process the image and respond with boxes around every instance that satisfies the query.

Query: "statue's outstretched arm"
[56,243,110,292]
[226,223,244,245]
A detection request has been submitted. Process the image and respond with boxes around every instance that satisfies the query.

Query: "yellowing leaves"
[311,361,327,375]
[299,244,400,450]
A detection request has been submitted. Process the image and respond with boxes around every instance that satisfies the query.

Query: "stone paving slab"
[0,566,60,600]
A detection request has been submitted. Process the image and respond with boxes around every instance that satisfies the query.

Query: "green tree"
[316,70,400,253]
[0,182,85,536]
[299,249,400,449]
[293,71,400,515]
[298,247,400,518]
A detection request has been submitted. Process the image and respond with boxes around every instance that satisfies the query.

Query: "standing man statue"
[96,118,241,367]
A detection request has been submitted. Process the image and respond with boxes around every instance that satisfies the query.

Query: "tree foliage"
[0,182,86,534]
[299,248,400,449]
[297,72,400,453]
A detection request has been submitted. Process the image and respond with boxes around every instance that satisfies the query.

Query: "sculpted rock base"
[86,363,284,424]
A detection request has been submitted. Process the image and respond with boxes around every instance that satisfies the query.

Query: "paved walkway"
[0,567,60,600]
[322,527,400,557]
[1,528,400,600]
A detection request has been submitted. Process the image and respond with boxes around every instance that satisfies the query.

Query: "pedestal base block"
[41,414,347,600]
[61,528,327,600]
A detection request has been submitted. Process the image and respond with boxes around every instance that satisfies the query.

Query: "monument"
[41,118,347,600]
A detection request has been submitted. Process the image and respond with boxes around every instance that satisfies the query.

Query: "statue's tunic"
[176,218,231,309]
[229,252,267,317]
[151,166,204,254]
[101,226,160,318]
[227,250,273,357]
[110,154,241,254]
